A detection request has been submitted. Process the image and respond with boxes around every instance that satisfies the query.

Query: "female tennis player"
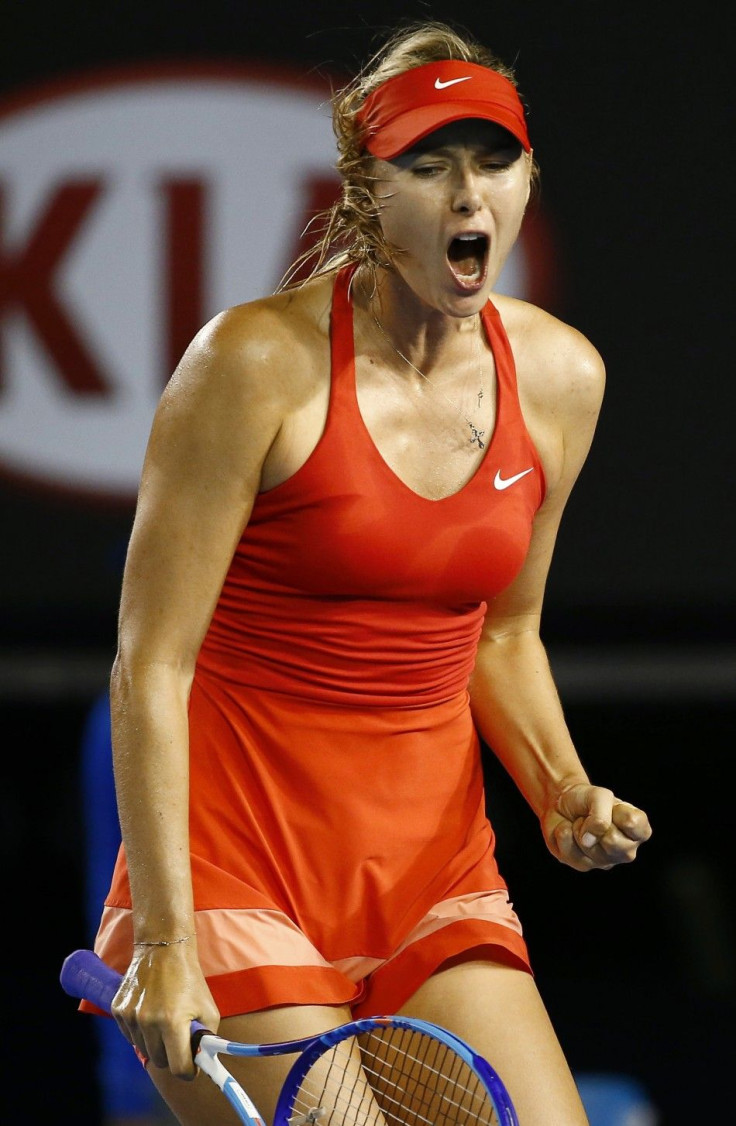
[85,19,652,1126]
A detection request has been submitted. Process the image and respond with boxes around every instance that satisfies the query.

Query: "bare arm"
[109,301,295,1077]
[470,307,652,871]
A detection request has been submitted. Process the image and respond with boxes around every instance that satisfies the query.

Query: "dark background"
[1,2,733,1123]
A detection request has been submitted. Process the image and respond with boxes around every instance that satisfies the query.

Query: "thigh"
[148,1002,354,1126]
[398,960,589,1126]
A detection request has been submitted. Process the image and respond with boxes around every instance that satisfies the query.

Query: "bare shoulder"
[164,275,333,420]
[138,274,335,496]
[492,293,605,419]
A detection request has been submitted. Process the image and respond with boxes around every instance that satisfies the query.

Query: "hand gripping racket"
[61,948,518,1126]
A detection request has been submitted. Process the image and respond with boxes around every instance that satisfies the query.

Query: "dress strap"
[327,265,363,427]
[480,300,517,414]
[481,299,546,499]
[330,265,358,377]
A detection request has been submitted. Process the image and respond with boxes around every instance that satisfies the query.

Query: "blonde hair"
[278,20,535,291]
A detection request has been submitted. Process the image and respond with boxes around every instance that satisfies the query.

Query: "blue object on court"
[576,1072,659,1126]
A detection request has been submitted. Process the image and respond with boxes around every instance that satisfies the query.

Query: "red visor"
[357,60,531,159]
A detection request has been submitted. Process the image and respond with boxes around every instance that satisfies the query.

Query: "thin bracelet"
[133,935,193,947]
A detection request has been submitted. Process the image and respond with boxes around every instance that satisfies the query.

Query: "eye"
[412,161,445,178]
[479,158,514,174]
[480,144,523,172]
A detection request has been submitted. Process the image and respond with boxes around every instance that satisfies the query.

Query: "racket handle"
[60,948,210,1037]
[60,948,122,1012]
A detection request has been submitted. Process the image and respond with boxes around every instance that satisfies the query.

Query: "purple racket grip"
[60,948,210,1040]
[60,948,122,1012]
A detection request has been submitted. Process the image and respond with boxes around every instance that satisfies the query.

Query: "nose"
[450,168,483,215]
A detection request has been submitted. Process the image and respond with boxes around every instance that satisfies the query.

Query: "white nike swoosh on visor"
[494,467,534,490]
[434,76,473,90]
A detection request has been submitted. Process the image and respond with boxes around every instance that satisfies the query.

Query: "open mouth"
[447,233,488,286]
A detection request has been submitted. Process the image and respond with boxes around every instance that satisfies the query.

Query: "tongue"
[448,238,484,281]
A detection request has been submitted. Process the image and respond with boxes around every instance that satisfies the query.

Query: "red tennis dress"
[93,266,545,1018]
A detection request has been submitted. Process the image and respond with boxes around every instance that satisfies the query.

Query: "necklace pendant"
[372,309,487,452]
[469,424,485,450]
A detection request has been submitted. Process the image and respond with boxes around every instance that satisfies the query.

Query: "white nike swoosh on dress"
[434,76,473,90]
[493,467,534,490]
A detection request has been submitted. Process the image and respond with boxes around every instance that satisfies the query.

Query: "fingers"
[113,1005,198,1078]
[111,957,213,1080]
[611,799,654,844]
[557,782,614,835]
[576,801,653,864]
[578,822,634,867]
[549,787,652,872]
[549,818,606,872]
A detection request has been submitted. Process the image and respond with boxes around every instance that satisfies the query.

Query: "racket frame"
[271,1015,518,1126]
[61,949,518,1126]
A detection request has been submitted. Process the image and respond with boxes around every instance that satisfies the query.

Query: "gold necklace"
[371,312,486,450]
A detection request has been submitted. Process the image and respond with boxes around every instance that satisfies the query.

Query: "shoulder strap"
[481,300,517,409]
[329,265,358,383]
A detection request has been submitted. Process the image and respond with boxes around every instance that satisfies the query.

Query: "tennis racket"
[61,948,518,1126]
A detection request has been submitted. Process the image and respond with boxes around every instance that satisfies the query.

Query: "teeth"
[456,233,479,240]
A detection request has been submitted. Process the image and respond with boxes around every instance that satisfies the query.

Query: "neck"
[366,292,488,452]
[360,274,484,377]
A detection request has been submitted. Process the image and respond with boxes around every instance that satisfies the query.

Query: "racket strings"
[363,1028,497,1126]
[287,1027,500,1126]
[290,1041,382,1126]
